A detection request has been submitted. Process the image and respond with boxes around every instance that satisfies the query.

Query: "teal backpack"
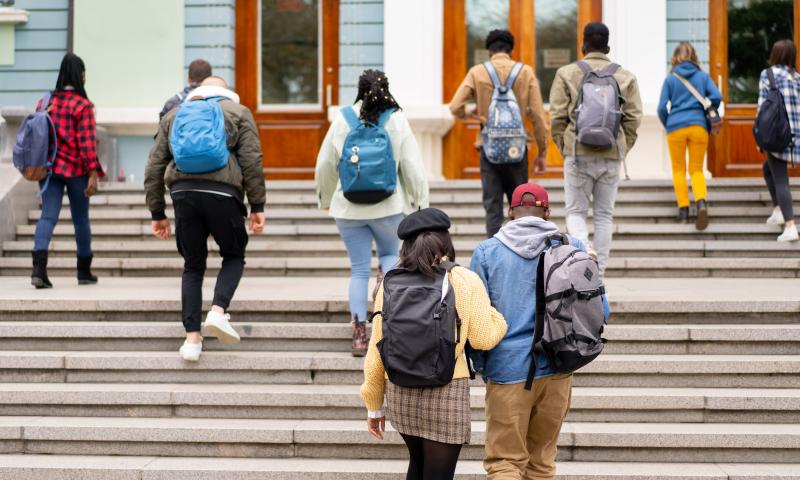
[170,97,229,174]
[338,106,397,204]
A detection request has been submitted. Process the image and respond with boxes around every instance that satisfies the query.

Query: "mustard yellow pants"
[667,125,709,208]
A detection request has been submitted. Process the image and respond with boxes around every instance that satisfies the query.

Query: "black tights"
[763,153,795,222]
[401,433,463,480]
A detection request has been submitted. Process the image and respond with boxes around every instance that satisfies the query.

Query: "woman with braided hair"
[315,70,430,356]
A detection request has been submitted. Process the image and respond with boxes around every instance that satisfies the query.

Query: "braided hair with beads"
[354,69,401,125]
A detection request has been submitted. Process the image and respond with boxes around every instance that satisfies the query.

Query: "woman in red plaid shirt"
[31,53,104,289]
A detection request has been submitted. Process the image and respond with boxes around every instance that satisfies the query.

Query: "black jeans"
[172,191,249,333]
[479,147,530,237]
[763,153,795,222]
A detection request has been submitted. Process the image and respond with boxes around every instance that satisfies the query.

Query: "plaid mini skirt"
[386,378,471,445]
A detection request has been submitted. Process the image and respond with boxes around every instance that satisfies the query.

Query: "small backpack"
[372,261,461,388]
[169,97,229,174]
[339,106,397,204]
[574,61,623,151]
[13,92,57,194]
[525,234,606,389]
[481,61,527,164]
[754,68,793,154]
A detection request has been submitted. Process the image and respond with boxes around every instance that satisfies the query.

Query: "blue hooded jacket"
[657,62,722,133]
[470,217,610,384]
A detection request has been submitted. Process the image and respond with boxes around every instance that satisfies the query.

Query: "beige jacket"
[549,52,643,159]
[448,53,548,156]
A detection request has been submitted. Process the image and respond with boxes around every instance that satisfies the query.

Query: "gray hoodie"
[494,216,559,259]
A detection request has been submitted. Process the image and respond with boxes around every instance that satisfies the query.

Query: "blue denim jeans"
[335,214,404,324]
[34,174,92,257]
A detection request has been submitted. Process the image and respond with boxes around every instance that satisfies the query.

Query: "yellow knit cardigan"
[360,266,508,412]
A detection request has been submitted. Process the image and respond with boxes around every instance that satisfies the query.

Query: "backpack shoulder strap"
[767,67,779,90]
[504,62,524,89]
[483,61,502,88]
[577,60,593,75]
[526,250,547,390]
[672,72,710,108]
[377,108,394,128]
[341,106,361,130]
[602,63,620,76]
[38,92,52,113]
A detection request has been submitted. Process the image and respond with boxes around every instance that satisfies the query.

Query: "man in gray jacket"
[145,76,266,361]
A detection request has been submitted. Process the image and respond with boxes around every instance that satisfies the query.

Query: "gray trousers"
[563,156,620,276]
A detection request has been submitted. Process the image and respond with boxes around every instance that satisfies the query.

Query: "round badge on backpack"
[508,146,521,159]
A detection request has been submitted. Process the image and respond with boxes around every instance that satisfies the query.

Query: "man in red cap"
[471,182,600,480]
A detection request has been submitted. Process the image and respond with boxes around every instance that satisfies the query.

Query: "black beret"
[397,208,451,240]
[485,29,515,50]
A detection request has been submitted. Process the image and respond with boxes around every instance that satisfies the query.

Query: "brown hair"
[770,39,797,70]
[671,41,700,69]
[188,59,213,85]
[397,231,456,278]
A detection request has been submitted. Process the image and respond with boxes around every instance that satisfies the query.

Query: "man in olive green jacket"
[145,76,266,362]
[549,22,642,277]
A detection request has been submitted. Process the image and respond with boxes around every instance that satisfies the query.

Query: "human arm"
[448,70,477,120]
[453,267,507,351]
[360,286,387,418]
[621,76,643,153]
[397,116,430,211]
[527,73,549,162]
[548,70,570,156]
[236,108,266,215]
[314,118,340,210]
[705,74,722,109]
[757,69,769,110]
[144,115,174,222]
[657,78,671,127]
[77,104,103,179]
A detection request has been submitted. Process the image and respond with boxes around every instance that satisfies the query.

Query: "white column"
[603,0,671,179]
[383,0,452,180]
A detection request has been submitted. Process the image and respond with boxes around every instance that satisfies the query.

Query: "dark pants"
[401,433,463,480]
[172,191,248,333]
[479,148,529,237]
[34,174,92,257]
[763,154,795,222]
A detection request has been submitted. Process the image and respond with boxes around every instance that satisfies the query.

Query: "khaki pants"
[483,374,573,480]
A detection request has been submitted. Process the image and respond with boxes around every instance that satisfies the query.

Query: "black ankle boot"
[77,254,98,285]
[31,250,53,289]
[676,207,689,224]
[695,199,709,231]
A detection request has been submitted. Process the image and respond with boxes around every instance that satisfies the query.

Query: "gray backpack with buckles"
[574,61,623,151]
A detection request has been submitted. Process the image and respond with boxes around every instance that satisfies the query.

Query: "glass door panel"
[535,0,578,103]
[466,0,509,69]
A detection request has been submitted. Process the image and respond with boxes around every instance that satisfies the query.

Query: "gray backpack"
[525,234,606,389]
[12,93,56,195]
[481,61,527,164]
[574,61,623,152]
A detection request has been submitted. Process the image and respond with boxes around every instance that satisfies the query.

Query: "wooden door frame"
[708,0,800,177]
[442,0,602,179]
[235,0,339,178]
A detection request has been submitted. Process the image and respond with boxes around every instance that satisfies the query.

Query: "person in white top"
[315,70,430,356]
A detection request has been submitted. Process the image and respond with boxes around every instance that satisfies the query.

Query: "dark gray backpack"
[12,93,56,195]
[373,261,461,388]
[525,234,606,389]
[574,61,623,151]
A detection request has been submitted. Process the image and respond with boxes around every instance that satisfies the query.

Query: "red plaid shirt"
[37,90,104,178]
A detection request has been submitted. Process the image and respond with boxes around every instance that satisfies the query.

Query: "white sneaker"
[179,339,202,362]
[203,311,241,344]
[767,209,785,225]
[778,224,799,242]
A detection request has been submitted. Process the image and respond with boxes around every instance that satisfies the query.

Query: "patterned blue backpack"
[338,106,397,204]
[169,97,229,174]
[482,61,527,164]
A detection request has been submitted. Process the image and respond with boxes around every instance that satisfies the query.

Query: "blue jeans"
[34,174,92,257]
[335,214,403,324]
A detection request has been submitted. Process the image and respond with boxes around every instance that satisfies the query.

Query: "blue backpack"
[13,92,56,195]
[482,61,527,164]
[339,106,397,204]
[169,97,229,174]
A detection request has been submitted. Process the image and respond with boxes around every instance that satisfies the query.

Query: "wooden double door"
[709,0,800,176]
[442,0,602,179]
[236,0,339,179]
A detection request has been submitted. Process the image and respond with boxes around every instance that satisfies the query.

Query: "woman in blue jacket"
[658,42,722,230]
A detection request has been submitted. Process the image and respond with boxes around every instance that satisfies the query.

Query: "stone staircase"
[0,179,798,478]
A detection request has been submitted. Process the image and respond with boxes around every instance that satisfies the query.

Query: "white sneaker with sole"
[179,339,202,362]
[767,209,785,225]
[778,224,799,242]
[204,311,241,344]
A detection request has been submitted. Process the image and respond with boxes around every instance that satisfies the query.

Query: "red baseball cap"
[510,183,550,209]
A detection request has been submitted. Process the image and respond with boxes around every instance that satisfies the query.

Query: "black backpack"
[754,68,793,153]
[372,261,461,388]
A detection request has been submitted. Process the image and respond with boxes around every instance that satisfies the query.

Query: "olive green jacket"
[549,52,643,160]
[145,99,266,220]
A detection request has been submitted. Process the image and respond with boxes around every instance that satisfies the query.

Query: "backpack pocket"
[433,337,457,384]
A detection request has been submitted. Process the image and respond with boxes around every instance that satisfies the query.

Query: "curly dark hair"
[354,69,401,125]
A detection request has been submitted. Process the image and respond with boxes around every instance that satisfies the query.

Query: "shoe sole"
[778,236,800,243]
[351,349,367,357]
[180,352,200,362]
[204,321,241,345]
[695,208,709,231]
[31,278,52,289]
[78,279,98,285]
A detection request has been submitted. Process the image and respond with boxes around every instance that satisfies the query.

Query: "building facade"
[0,0,798,181]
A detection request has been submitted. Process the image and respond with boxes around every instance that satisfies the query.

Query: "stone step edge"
[0,455,798,479]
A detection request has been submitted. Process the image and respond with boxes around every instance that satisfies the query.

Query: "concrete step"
[0,322,797,355]
[1,351,798,387]
[0,416,798,462]
[0,383,797,423]
[2,455,799,480]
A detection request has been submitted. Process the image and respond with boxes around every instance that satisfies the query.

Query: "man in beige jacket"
[449,30,549,237]
[550,22,642,277]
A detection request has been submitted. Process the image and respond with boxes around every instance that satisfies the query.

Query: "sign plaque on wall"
[542,48,571,69]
